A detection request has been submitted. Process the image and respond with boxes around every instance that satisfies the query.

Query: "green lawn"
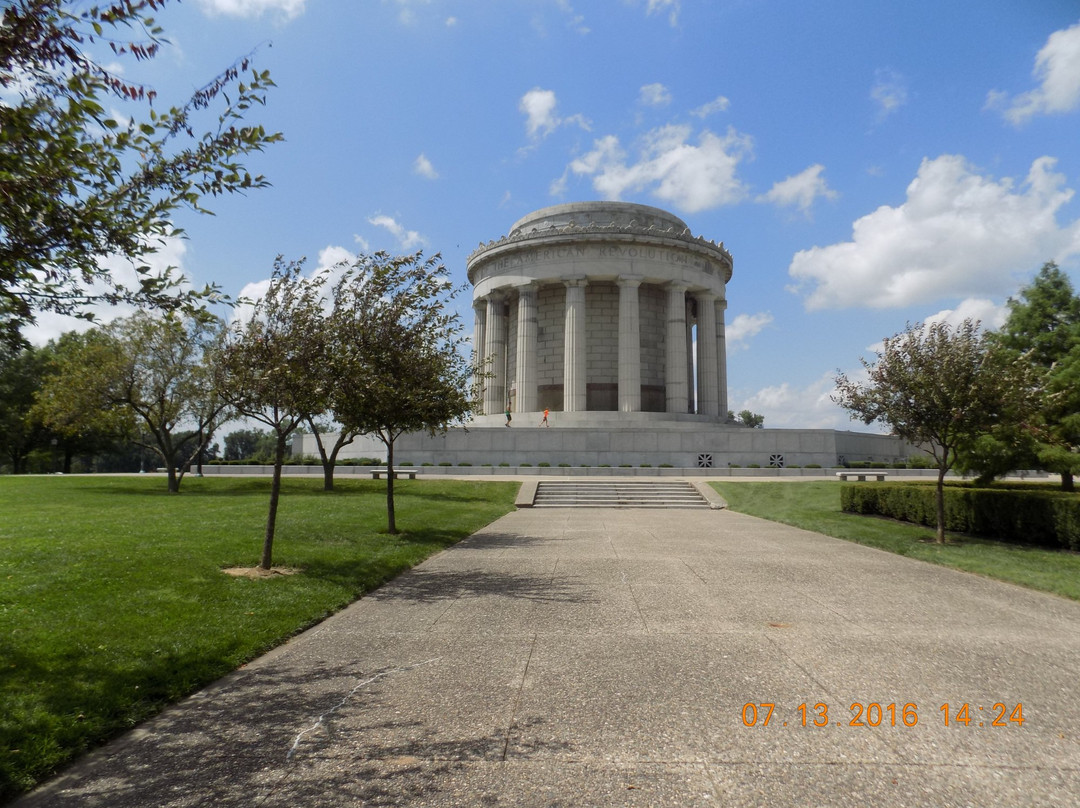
[711,481,1080,602]
[0,475,518,803]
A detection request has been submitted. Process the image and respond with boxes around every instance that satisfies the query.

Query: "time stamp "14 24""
[741,702,1025,728]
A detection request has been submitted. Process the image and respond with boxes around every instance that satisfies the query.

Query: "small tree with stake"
[834,319,1036,544]
[217,259,327,569]
[327,252,475,534]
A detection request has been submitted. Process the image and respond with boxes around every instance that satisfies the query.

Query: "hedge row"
[841,484,1080,551]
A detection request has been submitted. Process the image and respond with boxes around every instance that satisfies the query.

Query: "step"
[532,480,709,508]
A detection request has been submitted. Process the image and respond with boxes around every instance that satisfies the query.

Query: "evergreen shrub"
[840,484,1080,550]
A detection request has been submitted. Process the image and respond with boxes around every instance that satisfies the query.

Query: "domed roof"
[509,201,688,237]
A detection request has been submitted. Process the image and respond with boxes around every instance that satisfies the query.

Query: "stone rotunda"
[293,201,913,470]
[468,202,732,422]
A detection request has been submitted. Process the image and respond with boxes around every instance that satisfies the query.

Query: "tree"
[0,342,49,472]
[327,252,475,534]
[34,311,228,491]
[990,262,1080,491]
[223,428,266,461]
[26,331,132,472]
[217,258,328,569]
[834,319,1037,543]
[303,414,363,492]
[737,409,764,429]
[0,0,280,339]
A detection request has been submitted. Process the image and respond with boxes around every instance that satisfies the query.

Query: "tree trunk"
[1062,471,1075,493]
[385,437,397,534]
[167,463,180,493]
[261,432,287,569]
[935,466,947,544]
[306,417,335,492]
[63,447,73,474]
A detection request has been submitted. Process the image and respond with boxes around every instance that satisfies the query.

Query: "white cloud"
[735,372,853,430]
[870,68,908,120]
[368,214,426,250]
[758,164,838,214]
[445,16,457,26]
[690,95,730,118]
[194,0,305,20]
[863,299,1009,357]
[725,312,773,350]
[989,21,1080,124]
[413,153,439,179]
[639,82,672,107]
[23,236,190,346]
[788,154,1080,310]
[562,124,752,213]
[353,233,371,252]
[555,0,589,34]
[519,88,589,140]
[645,0,680,26]
[924,298,1008,332]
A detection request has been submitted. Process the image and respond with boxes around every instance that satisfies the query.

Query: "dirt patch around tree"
[222,566,301,579]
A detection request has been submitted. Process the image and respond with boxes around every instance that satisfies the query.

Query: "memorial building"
[294,202,911,470]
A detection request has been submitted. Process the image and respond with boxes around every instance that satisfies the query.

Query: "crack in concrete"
[285,657,442,761]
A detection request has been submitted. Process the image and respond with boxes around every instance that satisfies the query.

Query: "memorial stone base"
[293,416,911,470]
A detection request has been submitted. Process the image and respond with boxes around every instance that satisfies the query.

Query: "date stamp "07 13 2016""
[741,702,1025,728]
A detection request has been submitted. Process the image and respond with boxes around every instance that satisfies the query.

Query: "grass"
[711,481,1080,602]
[0,475,518,803]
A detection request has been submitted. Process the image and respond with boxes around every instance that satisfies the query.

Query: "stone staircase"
[531,480,710,509]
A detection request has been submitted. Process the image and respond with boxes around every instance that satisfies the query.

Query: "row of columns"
[475,279,727,417]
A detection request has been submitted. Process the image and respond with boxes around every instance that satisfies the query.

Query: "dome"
[508,202,689,238]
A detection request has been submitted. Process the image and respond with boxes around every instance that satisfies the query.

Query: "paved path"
[18,508,1080,807]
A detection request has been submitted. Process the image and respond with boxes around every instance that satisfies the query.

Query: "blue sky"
[29,0,1080,431]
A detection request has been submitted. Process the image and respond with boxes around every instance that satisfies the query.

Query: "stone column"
[665,283,688,414]
[472,298,487,381]
[563,277,587,412]
[514,284,538,414]
[686,297,696,414]
[717,298,729,418]
[696,292,720,417]
[482,290,506,415]
[617,276,642,412]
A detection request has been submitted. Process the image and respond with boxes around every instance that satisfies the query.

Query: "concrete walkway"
[17,507,1080,807]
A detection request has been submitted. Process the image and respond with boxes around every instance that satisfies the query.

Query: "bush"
[640,464,652,468]
[805,464,822,469]
[498,462,510,467]
[747,464,760,468]
[659,463,673,468]
[538,462,550,467]
[438,462,452,467]
[840,483,1080,550]
[457,462,471,467]
[520,463,532,467]
[558,463,570,468]
[421,462,434,467]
